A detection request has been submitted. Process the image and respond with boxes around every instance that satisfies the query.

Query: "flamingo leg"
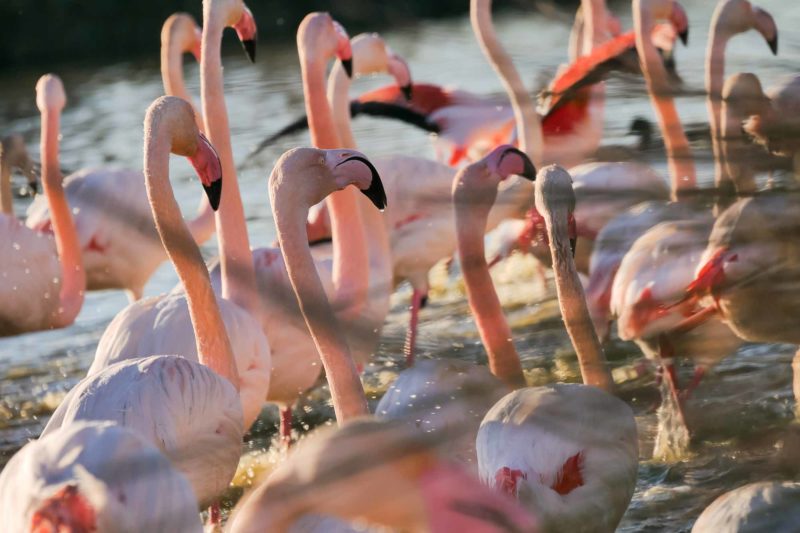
[793,348,800,418]
[658,335,689,430]
[404,290,427,366]
[680,366,706,400]
[280,406,293,447]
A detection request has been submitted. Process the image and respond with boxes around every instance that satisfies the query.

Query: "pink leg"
[208,502,221,525]
[280,406,293,448]
[658,336,689,430]
[680,366,706,400]
[404,290,427,367]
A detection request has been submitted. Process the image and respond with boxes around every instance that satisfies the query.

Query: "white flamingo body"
[477,384,638,533]
[0,421,202,532]
[43,355,243,504]
[376,359,506,469]
[0,216,61,335]
[26,168,164,300]
[91,290,271,427]
[692,481,800,533]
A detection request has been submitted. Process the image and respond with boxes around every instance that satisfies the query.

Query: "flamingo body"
[0,215,61,336]
[43,355,244,504]
[0,421,202,532]
[477,384,638,533]
[692,482,800,533]
[91,290,271,428]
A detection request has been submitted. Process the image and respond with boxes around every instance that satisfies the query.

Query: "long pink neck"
[327,61,393,302]
[582,0,609,50]
[200,7,261,317]
[271,166,368,421]
[162,23,216,245]
[541,199,613,392]
[635,0,696,199]
[472,0,540,229]
[300,50,370,319]
[143,109,239,389]
[455,195,526,389]
[705,10,731,190]
[41,107,85,328]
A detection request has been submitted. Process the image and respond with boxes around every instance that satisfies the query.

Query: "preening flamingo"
[691,481,800,532]
[22,9,230,302]
[229,147,537,532]
[476,166,636,533]
[1,133,38,215]
[228,418,539,532]
[0,421,202,532]
[0,74,84,337]
[42,96,245,505]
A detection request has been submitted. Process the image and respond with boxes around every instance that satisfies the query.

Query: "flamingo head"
[325,149,386,210]
[35,74,66,115]
[297,13,353,78]
[485,144,537,182]
[233,5,258,63]
[669,1,689,45]
[715,0,778,55]
[349,33,413,101]
[333,20,353,78]
[191,26,203,62]
[752,6,778,55]
[534,165,578,258]
[30,485,96,533]
[187,132,224,211]
[162,13,202,63]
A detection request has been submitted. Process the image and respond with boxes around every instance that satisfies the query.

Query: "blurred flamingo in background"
[0,75,84,337]
[0,134,38,215]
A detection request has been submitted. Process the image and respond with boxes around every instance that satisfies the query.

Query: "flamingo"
[22,9,231,302]
[476,165,637,533]
[228,418,539,532]
[605,0,778,449]
[680,73,800,411]
[42,95,245,506]
[0,421,202,532]
[1,133,38,215]
[691,481,800,532]
[585,0,778,340]
[0,74,84,337]
[228,147,538,533]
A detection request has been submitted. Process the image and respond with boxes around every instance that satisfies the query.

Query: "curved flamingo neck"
[39,106,85,327]
[143,105,239,390]
[327,60,393,298]
[300,42,370,319]
[200,3,261,318]
[270,161,369,421]
[721,100,757,194]
[454,178,526,389]
[635,0,696,199]
[706,13,732,190]
[471,0,541,166]
[536,176,613,392]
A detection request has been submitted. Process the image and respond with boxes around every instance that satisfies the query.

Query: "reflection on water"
[2,0,800,529]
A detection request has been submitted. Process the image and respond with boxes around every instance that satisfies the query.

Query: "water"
[2,0,800,529]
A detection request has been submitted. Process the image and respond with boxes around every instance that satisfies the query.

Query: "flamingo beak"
[387,54,413,102]
[498,147,536,181]
[670,1,689,46]
[333,20,353,78]
[767,35,778,55]
[341,58,353,78]
[752,7,778,56]
[234,6,258,63]
[401,84,413,101]
[191,28,203,62]
[188,133,223,211]
[336,156,387,210]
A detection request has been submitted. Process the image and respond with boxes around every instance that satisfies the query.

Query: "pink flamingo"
[0,421,202,532]
[585,0,777,341]
[42,96,245,506]
[22,10,228,302]
[0,134,38,215]
[89,2,270,432]
[476,165,637,532]
[604,0,777,447]
[0,74,84,337]
[228,147,538,533]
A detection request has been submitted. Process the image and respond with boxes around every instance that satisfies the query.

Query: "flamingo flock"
[2,0,800,530]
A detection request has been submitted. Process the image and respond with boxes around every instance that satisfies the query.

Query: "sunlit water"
[2,0,800,529]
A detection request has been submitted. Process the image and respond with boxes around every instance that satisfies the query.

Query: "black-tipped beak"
[767,36,778,55]
[501,147,536,181]
[570,238,577,258]
[679,29,689,46]
[337,156,386,210]
[242,38,257,63]
[341,58,353,78]
[203,178,223,211]
[401,84,413,102]
[28,181,39,195]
